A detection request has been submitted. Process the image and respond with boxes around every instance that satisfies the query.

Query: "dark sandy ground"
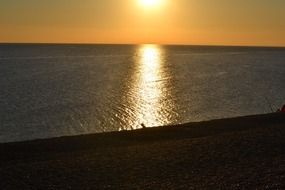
[1,113,285,190]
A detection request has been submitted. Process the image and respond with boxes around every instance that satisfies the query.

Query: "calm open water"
[0,44,285,142]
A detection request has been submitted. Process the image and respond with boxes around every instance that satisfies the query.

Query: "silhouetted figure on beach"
[141,123,146,129]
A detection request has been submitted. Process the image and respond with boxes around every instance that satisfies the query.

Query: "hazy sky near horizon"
[0,0,285,46]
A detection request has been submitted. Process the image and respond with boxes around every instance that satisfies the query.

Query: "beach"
[1,113,285,189]
[1,0,285,189]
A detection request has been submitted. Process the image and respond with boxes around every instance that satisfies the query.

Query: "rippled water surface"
[0,44,285,142]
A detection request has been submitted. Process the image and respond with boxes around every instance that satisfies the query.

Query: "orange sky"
[1,0,285,46]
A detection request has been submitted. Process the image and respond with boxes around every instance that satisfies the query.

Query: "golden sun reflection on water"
[127,44,174,129]
[140,45,162,83]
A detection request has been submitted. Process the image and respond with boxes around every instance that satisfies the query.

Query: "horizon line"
[0,42,285,49]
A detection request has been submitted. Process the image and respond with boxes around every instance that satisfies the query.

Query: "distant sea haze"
[0,44,285,142]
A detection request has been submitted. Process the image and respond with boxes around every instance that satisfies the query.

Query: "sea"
[0,44,285,142]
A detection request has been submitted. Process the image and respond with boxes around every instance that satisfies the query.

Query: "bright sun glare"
[139,0,162,8]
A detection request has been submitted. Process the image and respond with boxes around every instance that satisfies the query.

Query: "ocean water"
[0,44,285,142]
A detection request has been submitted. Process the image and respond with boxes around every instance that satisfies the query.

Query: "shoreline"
[1,113,285,189]
[1,112,284,146]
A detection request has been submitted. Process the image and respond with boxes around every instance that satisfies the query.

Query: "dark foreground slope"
[1,113,285,189]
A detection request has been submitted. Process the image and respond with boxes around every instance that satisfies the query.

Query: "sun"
[139,0,162,8]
